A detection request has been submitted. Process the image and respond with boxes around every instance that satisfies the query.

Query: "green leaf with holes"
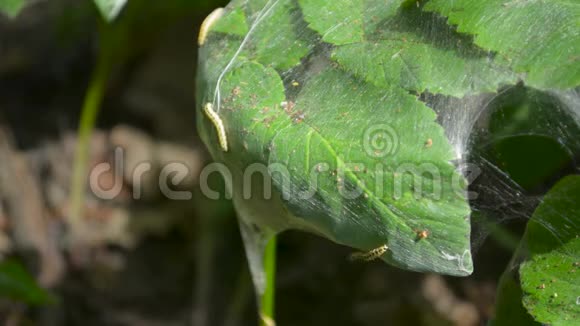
[424,0,580,90]
[94,0,127,22]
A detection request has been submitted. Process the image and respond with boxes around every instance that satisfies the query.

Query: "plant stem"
[68,41,111,235]
[260,235,277,326]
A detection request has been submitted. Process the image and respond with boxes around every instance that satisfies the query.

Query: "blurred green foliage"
[0,260,54,305]
[0,0,25,18]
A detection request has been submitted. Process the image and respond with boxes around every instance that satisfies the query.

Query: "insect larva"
[349,244,389,262]
[204,102,228,152]
[198,8,224,46]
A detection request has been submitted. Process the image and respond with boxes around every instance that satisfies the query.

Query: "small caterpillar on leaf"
[349,244,389,262]
[198,8,224,46]
[204,103,228,152]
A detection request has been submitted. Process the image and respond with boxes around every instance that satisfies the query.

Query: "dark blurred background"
[1,0,575,325]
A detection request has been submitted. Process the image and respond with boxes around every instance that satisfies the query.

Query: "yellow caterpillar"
[198,8,224,46]
[349,244,389,262]
[203,103,228,152]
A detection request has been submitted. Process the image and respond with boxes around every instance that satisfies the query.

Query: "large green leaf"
[0,0,25,18]
[200,59,472,275]
[520,239,580,325]
[93,0,127,22]
[197,0,473,276]
[519,175,580,324]
[493,175,580,325]
[425,0,580,90]
[299,0,517,97]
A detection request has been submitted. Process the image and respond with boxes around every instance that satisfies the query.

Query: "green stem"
[68,42,111,234]
[260,235,277,326]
